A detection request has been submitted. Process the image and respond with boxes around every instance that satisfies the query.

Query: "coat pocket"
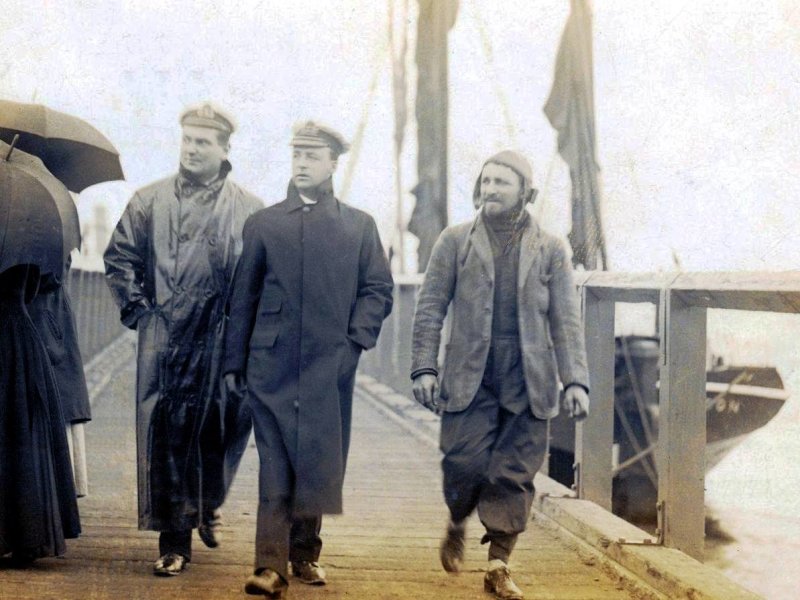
[250,325,279,349]
[522,346,559,409]
[260,296,282,315]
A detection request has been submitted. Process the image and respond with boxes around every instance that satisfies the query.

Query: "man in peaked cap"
[411,151,590,599]
[224,121,393,597]
[104,102,263,576]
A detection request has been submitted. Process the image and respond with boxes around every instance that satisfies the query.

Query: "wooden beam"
[583,271,678,304]
[671,271,800,313]
[658,289,707,560]
[576,288,615,510]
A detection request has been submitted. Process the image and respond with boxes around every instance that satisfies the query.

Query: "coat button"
[205,289,214,298]
[179,233,189,243]
[208,236,217,246]
[302,206,311,212]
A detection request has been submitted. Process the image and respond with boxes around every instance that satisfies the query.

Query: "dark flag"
[408,0,459,272]
[544,0,607,270]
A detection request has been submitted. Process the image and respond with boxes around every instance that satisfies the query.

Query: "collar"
[299,193,318,205]
[285,178,339,213]
[178,160,232,188]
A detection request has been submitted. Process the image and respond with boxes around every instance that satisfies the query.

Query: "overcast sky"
[2,0,799,274]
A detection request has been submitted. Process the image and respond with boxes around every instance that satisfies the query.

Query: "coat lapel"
[469,214,495,280]
[518,216,543,289]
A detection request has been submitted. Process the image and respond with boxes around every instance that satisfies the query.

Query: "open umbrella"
[0,139,72,277]
[0,99,124,193]
[2,138,80,255]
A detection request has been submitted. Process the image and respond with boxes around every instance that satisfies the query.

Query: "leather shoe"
[245,569,288,598]
[153,552,189,576]
[484,562,524,599]
[291,560,327,585]
[198,508,222,548]
[439,521,465,573]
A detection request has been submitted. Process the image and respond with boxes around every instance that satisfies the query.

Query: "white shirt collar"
[299,193,318,205]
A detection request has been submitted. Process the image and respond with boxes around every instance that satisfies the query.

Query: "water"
[703,312,800,599]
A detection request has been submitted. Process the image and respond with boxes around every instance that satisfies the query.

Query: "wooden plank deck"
[0,339,660,599]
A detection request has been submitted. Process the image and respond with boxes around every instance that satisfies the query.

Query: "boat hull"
[547,336,787,522]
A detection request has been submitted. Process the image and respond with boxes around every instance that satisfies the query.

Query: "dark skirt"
[0,266,81,559]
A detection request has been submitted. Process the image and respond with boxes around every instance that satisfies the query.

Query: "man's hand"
[562,385,589,421]
[224,372,247,399]
[412,373,440,412]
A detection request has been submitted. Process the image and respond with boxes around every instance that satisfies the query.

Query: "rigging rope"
[468,0,519,147]
[339,36,389,203]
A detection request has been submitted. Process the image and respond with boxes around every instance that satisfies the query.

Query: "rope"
[468,0,518,147]
[339,36,389,202]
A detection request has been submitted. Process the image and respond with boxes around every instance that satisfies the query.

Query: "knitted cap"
[473,150,538,206]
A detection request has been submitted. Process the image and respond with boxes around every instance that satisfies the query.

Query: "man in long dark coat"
[224,121,394,598]
[104,103,263,576]
[411,151,590,600]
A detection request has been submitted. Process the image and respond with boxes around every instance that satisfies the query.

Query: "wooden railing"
[360,270,800,561]
[63,269,124,362]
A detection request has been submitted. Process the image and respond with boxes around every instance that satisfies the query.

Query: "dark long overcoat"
[104,172,262,530]
[224,182,393,516]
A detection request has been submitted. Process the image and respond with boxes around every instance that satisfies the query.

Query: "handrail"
[579,270,800,560]
[63,269,124,362]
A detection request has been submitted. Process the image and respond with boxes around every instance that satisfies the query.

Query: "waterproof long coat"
[411,213,589,418]
[224,182,394,516]
[104,173,262,530]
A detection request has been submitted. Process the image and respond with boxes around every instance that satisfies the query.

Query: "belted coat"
[411,212,589,418]
[224,182,393,516]
[104,171,263,530]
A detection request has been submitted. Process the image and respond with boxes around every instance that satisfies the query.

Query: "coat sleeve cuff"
[411,368,438,380]
[120,299,151,329]
[564,382,590,395]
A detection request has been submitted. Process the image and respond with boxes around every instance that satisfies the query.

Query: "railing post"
[577,286,615,510]
[658,288,707,560]
[393,284,418,395]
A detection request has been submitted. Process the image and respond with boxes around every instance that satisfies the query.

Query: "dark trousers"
[250,399,323,581]
[440,339,548,562]
[159,529,192,560]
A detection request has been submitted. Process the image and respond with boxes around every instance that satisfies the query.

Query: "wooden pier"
[0,336,661,600]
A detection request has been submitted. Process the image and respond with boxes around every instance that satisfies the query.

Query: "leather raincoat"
[104,168,262,530]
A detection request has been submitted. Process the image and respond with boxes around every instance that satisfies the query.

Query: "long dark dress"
[0,265,81,559]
